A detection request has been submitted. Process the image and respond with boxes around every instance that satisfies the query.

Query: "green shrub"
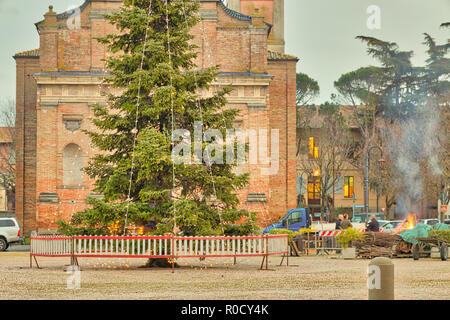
[57,219,108,236]
[269,229,295,242]
[269,229,313,243]
[336,227,366,249]
[429,230,450,242]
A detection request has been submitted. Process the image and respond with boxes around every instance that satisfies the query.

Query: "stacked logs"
[353,232,395,259]
[392,235,413,257]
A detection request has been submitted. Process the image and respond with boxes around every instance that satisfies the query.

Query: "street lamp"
[364,145,384,214]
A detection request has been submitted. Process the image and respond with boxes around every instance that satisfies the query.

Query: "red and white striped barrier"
[318,230,343,237]
[314,228,366,255]
[317,229,365,237]
[30,234,289,270]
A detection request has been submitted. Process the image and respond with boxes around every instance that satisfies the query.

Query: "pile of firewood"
[353,232,395,259]
[392,235,413,257]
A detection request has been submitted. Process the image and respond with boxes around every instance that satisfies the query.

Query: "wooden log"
[354,232,396,258]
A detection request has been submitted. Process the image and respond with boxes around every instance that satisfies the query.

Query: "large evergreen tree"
[296,72,320,106]
[333,32,449,217]
[58,0,257,236]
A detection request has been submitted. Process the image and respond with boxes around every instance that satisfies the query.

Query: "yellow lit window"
[309,137,319,159]
[308,176,321,200]
[344,176,354,198]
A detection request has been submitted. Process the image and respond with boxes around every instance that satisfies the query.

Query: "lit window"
[308,176,321,200]
[344,176,354,198]
[309,137,319,158]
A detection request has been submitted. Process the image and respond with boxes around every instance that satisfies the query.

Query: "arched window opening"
[63,144,83,186]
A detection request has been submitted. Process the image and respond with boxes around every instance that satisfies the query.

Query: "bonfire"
[394,214,417,234]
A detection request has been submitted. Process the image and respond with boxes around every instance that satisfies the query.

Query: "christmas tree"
[58,0,257,237]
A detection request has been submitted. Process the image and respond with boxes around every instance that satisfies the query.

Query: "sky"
[0,0,449,104]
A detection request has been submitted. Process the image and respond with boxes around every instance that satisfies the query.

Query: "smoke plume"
[389,102,443,216]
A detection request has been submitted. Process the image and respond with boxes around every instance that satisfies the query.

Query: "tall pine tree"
[58,0,257,236]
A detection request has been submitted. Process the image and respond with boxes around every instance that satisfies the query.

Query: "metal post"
[265,236,269,270]
[332,150,335,213]
[171,235,175,273]
[364,151,370,215]
[71,236,75,266]
[29,237,32,268]
[365,145,384,215]
[279,236,289,266]
[286,236,289,266]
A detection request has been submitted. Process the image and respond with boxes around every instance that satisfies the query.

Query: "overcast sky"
[0,0,449,104]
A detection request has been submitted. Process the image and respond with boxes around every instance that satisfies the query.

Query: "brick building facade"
[14,0,297,235]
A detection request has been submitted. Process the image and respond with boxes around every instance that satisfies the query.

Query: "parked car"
[351,213,385,223]
[379,220,403,233]
[312,220,329,224]
[0,218,21,251]
[367,219,389,231]
[263,208,312,233]
[418,219,440,227]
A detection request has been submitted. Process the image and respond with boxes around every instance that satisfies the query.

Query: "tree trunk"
[142,258,179,268]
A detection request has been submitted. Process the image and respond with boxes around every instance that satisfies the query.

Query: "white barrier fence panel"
[31,235,289,259]
[268,235,288,254]
[31,236,73,256]
[72,236,171,257]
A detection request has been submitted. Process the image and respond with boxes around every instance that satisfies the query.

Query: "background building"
[296,106,388,220]
[0,127,15,214]
[14,0,297,234]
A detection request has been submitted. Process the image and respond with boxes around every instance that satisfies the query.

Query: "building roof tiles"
[13,48,40,58]
[267,50,298,61]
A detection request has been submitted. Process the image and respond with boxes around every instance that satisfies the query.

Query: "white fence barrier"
[30,234,289,270]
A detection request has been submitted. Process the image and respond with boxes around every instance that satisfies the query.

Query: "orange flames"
[394,214,417,234]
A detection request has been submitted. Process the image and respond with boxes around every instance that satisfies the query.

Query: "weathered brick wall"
[191,2,269,74]
[267,59,297,222]
[38,2,271,76]
[18,0,297,232]
[14,57,40,235]
[35,97,97,231]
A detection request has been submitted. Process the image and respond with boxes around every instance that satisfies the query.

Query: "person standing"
[340,214,353,230]
[366,214,380,232]
[335,215,344,230]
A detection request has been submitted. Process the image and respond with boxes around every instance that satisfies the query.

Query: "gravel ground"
[6,245,30,252]
[0,252,448,300]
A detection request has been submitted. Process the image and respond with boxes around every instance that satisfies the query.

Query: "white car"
[379,220,403,233]
[0,218,21,251]
[418,219,439,227]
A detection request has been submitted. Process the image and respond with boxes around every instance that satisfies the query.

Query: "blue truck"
[263,208,312,233]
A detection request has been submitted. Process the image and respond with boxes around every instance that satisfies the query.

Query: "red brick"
[15,0,297,233]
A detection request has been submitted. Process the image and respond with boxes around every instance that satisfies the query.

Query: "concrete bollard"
[367,257,394,300]
[430,247,440,259]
